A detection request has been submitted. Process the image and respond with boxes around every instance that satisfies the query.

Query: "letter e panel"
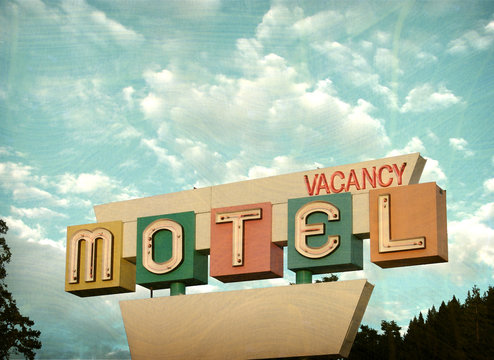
[136,211,208,289]
[369,182,448,268]
[288,193,363,274]
[65,221,135,297]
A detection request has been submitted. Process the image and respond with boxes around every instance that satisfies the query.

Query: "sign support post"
[296,270,313,284]
[170,281,185,296]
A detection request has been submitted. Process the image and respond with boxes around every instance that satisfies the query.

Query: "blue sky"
[1,0,493,358]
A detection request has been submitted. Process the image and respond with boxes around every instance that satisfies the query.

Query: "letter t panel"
[210,202,283,282]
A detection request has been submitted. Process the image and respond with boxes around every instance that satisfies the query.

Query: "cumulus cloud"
[58,171,117,194]
[140,138,182,172]
[140,93,167,119]
[3,216,65,251]
[386,137,446,186]
[445,202,494,282]
[0,161,67,206]
[138,44,390,163]
[484,178,494,194]
[386,137,426,157]
[311,40,398,110]
[122,86,135,105]
[247,156,322,179]
[91,10,143,44]
[400,84,461,113]
[10,206,67,219]
[449,137,474,157]
[447,19,494,54]
[56,170,141,202]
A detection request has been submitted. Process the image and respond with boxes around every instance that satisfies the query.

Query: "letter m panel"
[65,221,135,297]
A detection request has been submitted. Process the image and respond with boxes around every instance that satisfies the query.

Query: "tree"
[314,274,339,283]
[379,320,402,360]
[348,325,381,360]
[0,219,42,359]
[347,285,494,359]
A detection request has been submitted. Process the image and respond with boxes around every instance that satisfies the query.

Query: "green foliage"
[348,284,494,360]
[314,274,339,283]
[0,219,42,360]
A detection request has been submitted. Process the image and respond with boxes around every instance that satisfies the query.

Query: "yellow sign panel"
[65,221,135,297]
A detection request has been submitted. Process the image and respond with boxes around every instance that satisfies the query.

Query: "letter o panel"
[136,211,208,290]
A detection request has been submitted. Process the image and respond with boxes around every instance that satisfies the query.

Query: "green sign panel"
[136,211,208,289]
[288,193,362,274]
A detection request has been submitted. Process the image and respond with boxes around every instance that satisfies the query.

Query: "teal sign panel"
[136,211,208,289]
[288,193,362,274]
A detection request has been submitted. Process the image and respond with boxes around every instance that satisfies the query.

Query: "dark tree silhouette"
[348,284,494,360]
[314,274,339,283]
[0,219,42,359]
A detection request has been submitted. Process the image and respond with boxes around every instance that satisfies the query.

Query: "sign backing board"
[94,153,426,261]
[120,279,373,360]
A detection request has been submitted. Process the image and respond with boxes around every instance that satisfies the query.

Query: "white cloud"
[113,124,141,141]
[374,48,402,77]
[386,137,426,157]
[374,31,391,45]
[140,93,166,119]
[247,156,322,179]
[90,10,144,45]
[416,51,438,65]
[311,40,398,110]
[486,20,494,33]
[58,171,117,194]
[421,158,447,185]
[386,138,446,186]
[140,138,182,172]
[10,206,68,219]
[484,178,494,194]
[3,216,65,251]
[256,5,304,41]
[426,129,439,143]
[0,161,68,205]
[122,86,135,104]
[449,137,474,157]
[0,146,25,157]
[400,84,461,113]
[292,9,342,39]
[444,202,494,282]
[447,25,494,54]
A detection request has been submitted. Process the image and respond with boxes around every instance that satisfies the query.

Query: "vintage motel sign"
[65,152,447,295]
[65,152,448,358]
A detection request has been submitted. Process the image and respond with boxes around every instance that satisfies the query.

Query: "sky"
[0,0,493,358]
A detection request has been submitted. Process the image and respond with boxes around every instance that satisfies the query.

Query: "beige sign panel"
[120,280,373,359]
[95,153,425,262]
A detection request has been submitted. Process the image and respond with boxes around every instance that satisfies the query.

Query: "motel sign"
[64,153,448,359]
[65,152,448,296]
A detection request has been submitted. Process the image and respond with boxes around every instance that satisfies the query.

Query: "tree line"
[348,284,494,360]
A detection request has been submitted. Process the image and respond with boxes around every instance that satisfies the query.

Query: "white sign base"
[120,279,373,359]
